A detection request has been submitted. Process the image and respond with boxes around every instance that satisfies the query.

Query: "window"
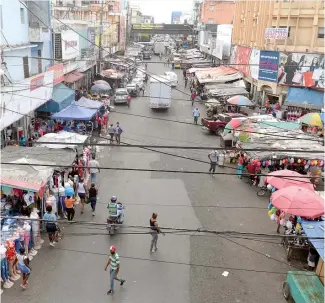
[20,8,25,24]
[23,56,29,78]
[208,18,214,24]
[318,27,324,38]
[279,26,291,38]
[209,5,214,11]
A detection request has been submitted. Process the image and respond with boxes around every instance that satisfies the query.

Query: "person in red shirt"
[191,91,196,106]
[237,153,245,179]
[247,161,256,183]
[78,159,84,180]
[103,111,108,129]
[97,116,102,136]
[127,95,131,107]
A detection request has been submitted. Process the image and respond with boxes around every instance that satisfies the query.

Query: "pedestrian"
[104,246,125,295]
[191,91,196,106]
[108,124,115,143]
[183,69,186,79]
[88,183,98,216]
[237,153,245,179]
[13,247,31,289]
[65,195,76,221]
[208,150,219,176]
[142,87,145,96]
[6,127,12,140]
[43,205,57,247]
[77,178,87,214]
[103,111,108,129]
[150,213,163,253]
[184,77,188,88]
[114,122,123,144]
[97,115,102,136]
[88,155,100,184]
[192,107,200,124]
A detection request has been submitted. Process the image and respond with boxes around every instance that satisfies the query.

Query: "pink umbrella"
[265,170,314,191]
[271,186,324,218]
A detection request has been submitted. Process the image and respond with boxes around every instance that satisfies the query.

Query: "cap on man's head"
[110,245,116,252]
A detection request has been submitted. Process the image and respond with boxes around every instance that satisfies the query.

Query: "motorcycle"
[106,202,125,235]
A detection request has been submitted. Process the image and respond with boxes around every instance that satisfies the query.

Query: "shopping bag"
[303,71,315,87]
[312,68,323,81]
[292,71,303,84]
[85,196,90,204]
[75,195,80,205]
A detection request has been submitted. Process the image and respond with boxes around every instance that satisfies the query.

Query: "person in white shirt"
[208,150,219,176]
[88,155,100,184]
[6,127,12,140]
[192,108,200,124]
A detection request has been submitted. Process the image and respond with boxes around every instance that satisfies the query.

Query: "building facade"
[231,0,324,108]
[199,0,234,25]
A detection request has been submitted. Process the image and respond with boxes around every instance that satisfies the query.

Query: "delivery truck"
[149,76,172,109]
[154,42,165,55]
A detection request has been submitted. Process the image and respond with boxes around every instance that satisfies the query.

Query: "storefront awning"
[64,71,85,83]
[301,220,324,260]
[37,83,75,113]
[286,87,324,109]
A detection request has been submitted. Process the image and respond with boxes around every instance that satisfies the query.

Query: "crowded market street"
[2,62,299,303]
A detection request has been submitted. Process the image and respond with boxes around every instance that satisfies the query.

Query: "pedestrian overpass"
[131,24,193,35]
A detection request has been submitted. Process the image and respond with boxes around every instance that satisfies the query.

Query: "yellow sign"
[132,24,164,30]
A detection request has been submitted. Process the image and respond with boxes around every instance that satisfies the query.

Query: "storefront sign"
[88,28,95,49]
[249,49,260,80]
[132,24,163,29]
[265,28,288,40]
[258,51,279,82]
[30,74,44,91]
[61,30,80,60]
[278,52,324,89]
[47,64,64,85]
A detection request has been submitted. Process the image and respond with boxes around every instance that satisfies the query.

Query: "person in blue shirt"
[43,205,57,247]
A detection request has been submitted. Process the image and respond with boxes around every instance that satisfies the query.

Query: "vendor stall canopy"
[76,97,104,109]
[195,66,243,84]
[51,102,97,121]
[37,83,74,113]
[301,220,324,260]
[1,146,75,192]
[36,131,88,149]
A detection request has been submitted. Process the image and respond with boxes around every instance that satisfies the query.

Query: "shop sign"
[61,30,80,60]
[30,74,44,91]
[47,64,64,85]
[249,49,260,80]
[230,45,251,77]
[132,24,164,29]
[265,28,288,40]
[258,51,279,82]
[88,28,95,49]
[278,52,324,89]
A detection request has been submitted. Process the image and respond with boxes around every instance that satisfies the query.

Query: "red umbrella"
[271,186,324,218]
[265,170,314,191]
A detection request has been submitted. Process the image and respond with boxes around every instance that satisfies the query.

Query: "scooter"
[106,203,125,235]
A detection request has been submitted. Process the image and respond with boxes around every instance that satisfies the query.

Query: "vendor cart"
[283,271,324,302]
[281,235,310,261]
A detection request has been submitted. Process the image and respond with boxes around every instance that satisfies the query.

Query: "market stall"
[51,103,97,121]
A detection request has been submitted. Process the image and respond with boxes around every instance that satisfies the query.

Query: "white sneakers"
[3,280,13,288]
[49,242,55,247]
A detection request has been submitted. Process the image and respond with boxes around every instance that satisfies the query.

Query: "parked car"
[132,78,144,90]
[143,51,152,60]
[112,88,130,105]
[201,113,246,136]
[126,83,140,97]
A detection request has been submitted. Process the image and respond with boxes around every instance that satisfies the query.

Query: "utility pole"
[97,0,105,74]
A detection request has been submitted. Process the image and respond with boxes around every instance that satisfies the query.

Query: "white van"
[149,76,171,109]
[164,71,178,87]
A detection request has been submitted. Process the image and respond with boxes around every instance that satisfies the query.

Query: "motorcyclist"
[107,196,124,224]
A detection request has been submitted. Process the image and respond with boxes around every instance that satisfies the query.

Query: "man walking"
[192,107,200,124]
[184,77,188,88]
[114,122,123,144]
[88,155,100,184]
[108,124,115,143]
[105,246,125,295]
[208,150,219,176]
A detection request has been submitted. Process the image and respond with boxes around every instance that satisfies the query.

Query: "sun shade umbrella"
[90,84,111,94]
[93,80,111,89]
[265,170,314,191]
[222,118,248,136]
[227,95,253,106]
[270,186,324,218]
[298,112,323,127]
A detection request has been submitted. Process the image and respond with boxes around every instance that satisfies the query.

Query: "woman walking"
[149,213,163,253]
[65,196,76,222]
[88,183,98,216]
[43,205,57,247]
[77,178,87,214]
[237,153,245,179]
[14,247,31,289]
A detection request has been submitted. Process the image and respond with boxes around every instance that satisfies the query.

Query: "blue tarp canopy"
[286,87,324,109]
[301,220,324,260]
[51,103,97,121]
[37,83,75,113]
[76,97,104,109]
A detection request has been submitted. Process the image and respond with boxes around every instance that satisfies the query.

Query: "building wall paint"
[200,1,234,24]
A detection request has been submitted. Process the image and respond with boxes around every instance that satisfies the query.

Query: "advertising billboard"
[61,30,80,60]
[264,28,288,40]
[258,51,279,82]
[231,45,251,76]
[171,11,182,24]
[249,49,260,80]
[47,64,64,86]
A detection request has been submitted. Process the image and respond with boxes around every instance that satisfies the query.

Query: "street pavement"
[2,59,293,303]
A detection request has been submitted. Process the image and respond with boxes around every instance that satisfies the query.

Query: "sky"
[130,0,194,23]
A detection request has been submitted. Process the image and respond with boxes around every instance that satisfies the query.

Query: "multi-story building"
[199,0,234,25]
[130,7,142,24]
[231,0,324,108]
[142,15,154,24]
[1,0,54,140]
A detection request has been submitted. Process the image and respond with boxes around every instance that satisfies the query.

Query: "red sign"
[232,45,251,77]
[47,64,64,85]
[30,74,44,92]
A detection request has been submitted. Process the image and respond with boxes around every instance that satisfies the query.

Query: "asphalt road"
[2,59,292,303]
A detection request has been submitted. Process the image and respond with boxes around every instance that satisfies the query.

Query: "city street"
[3,60,293,303]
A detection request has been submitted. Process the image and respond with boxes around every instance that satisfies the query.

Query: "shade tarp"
[209,87,248,97]
[196,66,243,84]
[36,131,88,149]
[76,97,104,109]
[301,220,324,260]
[64,71,84,83]
[51,103,97,121]
[37,83,74,113]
